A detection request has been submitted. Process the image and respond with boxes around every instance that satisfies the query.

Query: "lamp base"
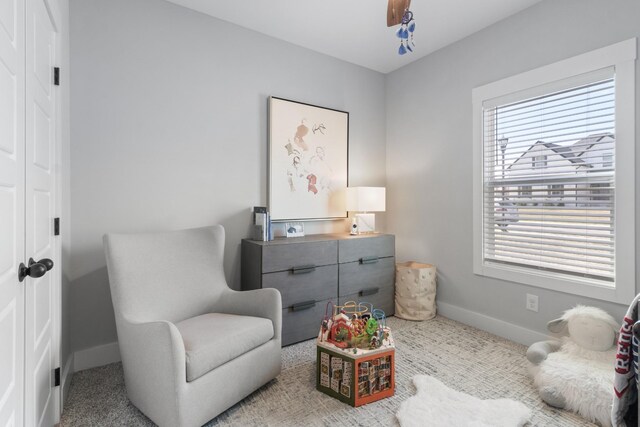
[355,213,376,234]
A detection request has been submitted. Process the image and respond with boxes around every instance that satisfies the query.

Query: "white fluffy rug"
[397,375,531,427]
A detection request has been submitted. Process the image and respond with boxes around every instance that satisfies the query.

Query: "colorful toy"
[330,313,353,348]
[317,300,395,406]
[366,317,378,336]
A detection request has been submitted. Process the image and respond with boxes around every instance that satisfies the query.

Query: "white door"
[24,0,58,425]
[0,0,26,425]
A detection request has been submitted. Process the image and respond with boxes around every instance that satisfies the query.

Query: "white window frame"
[472,39,636,304]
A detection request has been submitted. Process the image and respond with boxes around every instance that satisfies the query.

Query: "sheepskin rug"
[397,375,531,427]
[531,337,616,427]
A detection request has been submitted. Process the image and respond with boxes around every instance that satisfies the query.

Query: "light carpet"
[61,316,595,426]
[397,375,531,427]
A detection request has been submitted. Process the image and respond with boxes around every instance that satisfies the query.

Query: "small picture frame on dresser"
[285,222,305,238]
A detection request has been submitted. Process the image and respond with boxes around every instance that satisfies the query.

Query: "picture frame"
[285,222,305,238]
[268,96,349,221]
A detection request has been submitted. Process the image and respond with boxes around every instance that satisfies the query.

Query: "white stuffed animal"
[526,305,619,427]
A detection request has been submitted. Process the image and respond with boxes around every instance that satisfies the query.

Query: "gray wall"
[69,0,386,352]
[69,0,639,356]
[386,0,640,337]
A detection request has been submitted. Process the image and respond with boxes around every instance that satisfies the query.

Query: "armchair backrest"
[104,225,228,323]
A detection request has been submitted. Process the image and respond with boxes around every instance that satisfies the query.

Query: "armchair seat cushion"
[176,313,274,382]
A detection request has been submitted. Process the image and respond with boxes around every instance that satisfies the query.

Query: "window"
[518,185,532,196]
[548,184,564,196]
[589,183,610,202]
[532,155,547,169]
[472,39,636,303]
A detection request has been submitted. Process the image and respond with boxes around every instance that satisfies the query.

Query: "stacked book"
[253,206,272,241]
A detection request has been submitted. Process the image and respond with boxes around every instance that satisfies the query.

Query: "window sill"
[473,260,633,304]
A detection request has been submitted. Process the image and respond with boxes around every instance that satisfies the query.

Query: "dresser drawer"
[339,286,395,317]
[282,297,331,346]
[262,240,337,273]
[262,265,337,308]
[339,256,395,297]
[242,233,395,347]
[338,235,395,264]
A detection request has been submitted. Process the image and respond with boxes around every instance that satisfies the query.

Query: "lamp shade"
[346,187,386,212]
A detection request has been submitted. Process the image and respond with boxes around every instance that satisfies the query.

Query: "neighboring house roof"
[506,132,614,170]
[542,142,587,165]
[506,140,586,170]
[572,132,614,157]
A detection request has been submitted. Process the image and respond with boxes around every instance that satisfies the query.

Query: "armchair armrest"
[117,317,187,403]
[216,289,282,340]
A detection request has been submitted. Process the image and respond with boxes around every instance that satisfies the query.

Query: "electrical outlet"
[526,294,539,312]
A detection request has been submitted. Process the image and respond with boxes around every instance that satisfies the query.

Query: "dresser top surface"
[243,233,394,246]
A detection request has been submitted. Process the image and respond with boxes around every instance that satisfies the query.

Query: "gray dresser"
[241,233,395,346]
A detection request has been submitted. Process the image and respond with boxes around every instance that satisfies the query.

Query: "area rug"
[61,316,595,426]
[397,375,531,427]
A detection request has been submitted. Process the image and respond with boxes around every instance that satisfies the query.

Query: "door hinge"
[54,367,61,387]
[53,67,60,86]
[54,218,60,236]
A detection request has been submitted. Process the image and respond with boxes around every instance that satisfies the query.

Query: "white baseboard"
[61,353,74,411]
[68,305,543,373]
[437,301,549,346]
[73,341,121,372]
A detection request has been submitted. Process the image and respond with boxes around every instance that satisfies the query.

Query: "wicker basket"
[395,262,436,320]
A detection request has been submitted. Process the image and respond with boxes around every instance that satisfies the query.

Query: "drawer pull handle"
[291,300,316,311]
[360,256,379,264]
[359,287,379,297]
[292,265,316,274]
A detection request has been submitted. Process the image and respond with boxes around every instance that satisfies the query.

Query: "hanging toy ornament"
[395,9,415,55]
[408,19,415,51]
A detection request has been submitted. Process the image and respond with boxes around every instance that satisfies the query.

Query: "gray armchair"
[103,225,282,426]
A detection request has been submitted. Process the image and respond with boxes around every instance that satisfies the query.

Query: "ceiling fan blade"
[387,0,411,27]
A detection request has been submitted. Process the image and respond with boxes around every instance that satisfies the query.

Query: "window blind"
[482,76,615,284]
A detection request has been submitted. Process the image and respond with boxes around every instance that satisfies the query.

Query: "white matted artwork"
[285,222,305,238]
[269,96,349,221]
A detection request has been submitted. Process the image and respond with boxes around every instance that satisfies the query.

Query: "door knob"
[18,258,54,282]
[30,257,54,271]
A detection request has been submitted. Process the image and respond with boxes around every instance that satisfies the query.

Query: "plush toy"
[527,305,619,427]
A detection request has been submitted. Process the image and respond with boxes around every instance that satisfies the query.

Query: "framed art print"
[285,222,305,238]
[268,97,349,221]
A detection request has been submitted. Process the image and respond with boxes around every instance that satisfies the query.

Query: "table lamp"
[346,187,386,234]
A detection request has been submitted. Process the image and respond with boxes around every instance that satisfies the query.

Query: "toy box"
[316,301,395,406]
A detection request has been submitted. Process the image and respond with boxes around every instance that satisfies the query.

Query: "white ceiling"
[164,0,542,74]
